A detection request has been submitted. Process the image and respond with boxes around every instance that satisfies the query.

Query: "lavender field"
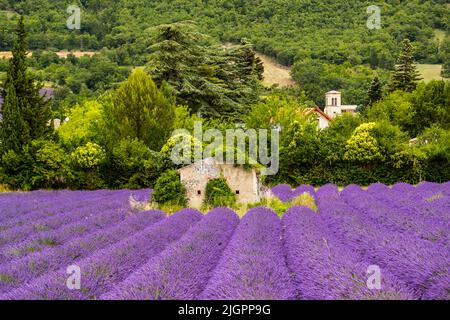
[0,182,448,300]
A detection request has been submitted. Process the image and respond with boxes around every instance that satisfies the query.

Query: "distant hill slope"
[255,53,296,88]
[0,0,447,68]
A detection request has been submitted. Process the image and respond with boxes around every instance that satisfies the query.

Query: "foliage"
[57,100,103,147]
[389,39,422,92]
[152,170,188,207]
[204,178,237,209]
[366,76,383,108]
[146,22,262,119]
[344,123,383,162]
[0,16,53,155]
[244,96,309,131]
[415,126,450,182]
[108,138,172,189]
[70,142,106,170]
[366,91,415,135]
[31,140,71,189]
[105,69,175,151]
[292,60,388,107]
[410,81,450,136]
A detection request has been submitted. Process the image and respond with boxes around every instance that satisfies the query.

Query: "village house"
[178,157,261,208]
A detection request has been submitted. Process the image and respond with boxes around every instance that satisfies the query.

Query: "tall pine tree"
[146,21,261,119]
[367,76,382,106]
[0,16,53,154]
[389,39,422,92]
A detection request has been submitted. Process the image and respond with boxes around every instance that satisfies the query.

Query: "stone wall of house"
[178,158,260,208]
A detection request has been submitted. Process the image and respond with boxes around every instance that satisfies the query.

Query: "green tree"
[58,100,103,147]
[367,76,382,107]
[0,85,27,153]
[146,21,260,119]
[106,69,175,151]
[389,39,422,92]
[410,81,450,136]
[152,170,187,206]
[0,16,53,154]
[367,91,415,136]
[344,123,383,162]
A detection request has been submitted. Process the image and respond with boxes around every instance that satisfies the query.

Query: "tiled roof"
[0,87,53,107]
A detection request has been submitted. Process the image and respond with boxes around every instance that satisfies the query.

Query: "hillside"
[0,1,447,66]
[255,52,296,87]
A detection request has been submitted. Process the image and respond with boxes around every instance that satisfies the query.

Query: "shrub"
[71,142,106,169]
[291,193,317,212]
[247,197,290,218]
[109,138,172,189]
[152,170,188,207]
[69,142,106,190]
[31,140,71,189]
[204,178,237,209]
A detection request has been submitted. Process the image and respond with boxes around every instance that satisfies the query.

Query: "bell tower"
[324,90,342,118]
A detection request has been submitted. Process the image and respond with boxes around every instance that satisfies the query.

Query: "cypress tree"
[389,39,422,92]
[367,76,382,106]
[0,16,53,155]
[0,85,28,153]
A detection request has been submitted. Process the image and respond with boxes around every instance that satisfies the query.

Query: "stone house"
[178,158,261,208]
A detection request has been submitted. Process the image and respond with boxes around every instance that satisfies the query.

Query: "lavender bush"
[101,208,239,300]
[200,207,296,300]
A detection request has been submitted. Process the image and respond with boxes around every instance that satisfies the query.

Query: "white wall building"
[324,90,358,119]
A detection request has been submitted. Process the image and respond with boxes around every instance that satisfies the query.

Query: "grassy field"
[415,64,447,82]
[255,52,296,87]
[434,29,447,44]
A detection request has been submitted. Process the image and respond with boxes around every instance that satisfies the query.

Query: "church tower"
[321,90,357,122]
[324,90,342,118]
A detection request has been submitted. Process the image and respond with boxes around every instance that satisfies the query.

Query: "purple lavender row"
[4,209,201,300]
[0,190,132,235]
[0,190,120,227]
[0,196,133,264]
[0,192,93,230]
[0,210,166,295]
[102,208,240,300]
[271,184,316,202]
[282,206,413,300]
[0,195,123,253]
[365,184,449,245]
[200,207,295,300]
[129,189,153,203]
[317,195,448,299]
[415,182,449,198]
[0,191,130,249]
[315,184,340,208]
[0,190,121,238]
[344,185,447,244]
